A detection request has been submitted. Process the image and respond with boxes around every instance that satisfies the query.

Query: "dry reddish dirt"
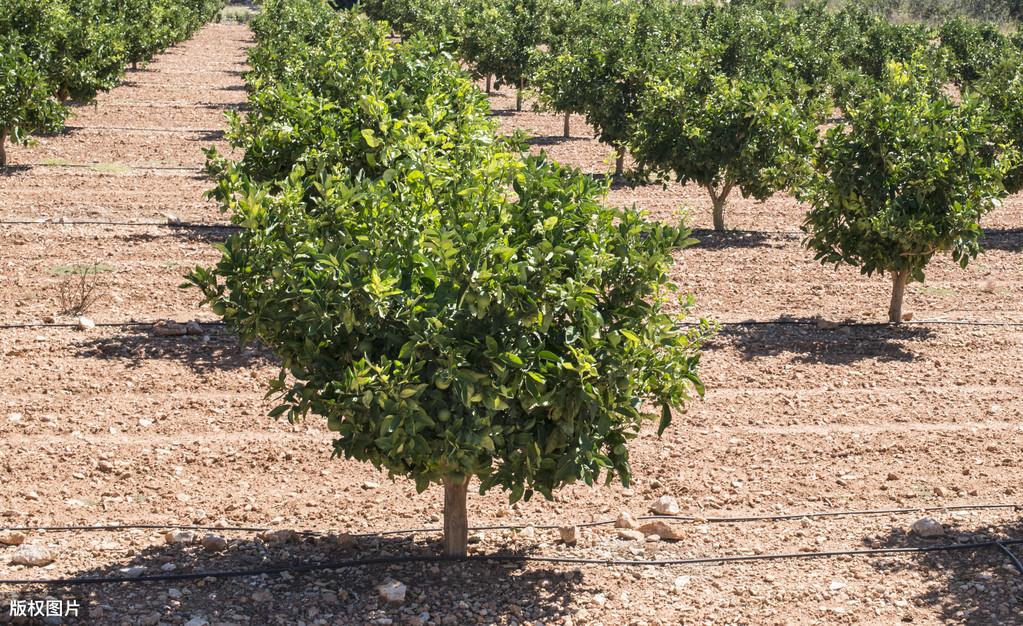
[1,23,1021,626]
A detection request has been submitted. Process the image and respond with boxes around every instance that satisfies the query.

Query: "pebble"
[0,530,26,546]
[617,529,645,541]
[201,534,229,552]
[377,579,407,604]
[119,566,145,578]
[259,529,296,544]
[76,316,95,330]
[153,320,188,337]
[911,517,945,538]
[650,495,680,515]
[183,618,209,626]
[674,575,691,593]
[362,481,380,490]
[251,590,273,603]
[615,511,640,530]
[97,460,115,473]
[185,321,204,335]
[408,611,431,626]
[168,588,183,599]
[638,520,684,541]
[558,525,578,546]
[830,580,847,591]
[10,545,55,566]
[165,530,198,545]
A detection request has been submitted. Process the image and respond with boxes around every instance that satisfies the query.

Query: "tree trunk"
[442,477,469,557]
[888,270,909,324]
[516,79,524,112]
[711,196,726,231]
[563,111,571,138]
[132,60,138,71]
[0,128,7,169]
[707,182,734,231]
[614,146,625,178]
[485,75,491,95]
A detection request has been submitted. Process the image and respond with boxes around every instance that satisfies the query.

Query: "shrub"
[630,55,820,231]
[802,60,1015,323]
[191,2,711,557]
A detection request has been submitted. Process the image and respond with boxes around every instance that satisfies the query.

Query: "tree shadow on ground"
[863,514,1023,625]
[73,326,274,373]
[17,531,590,626]
[688,229,795,251]
[718,319,934,365]
[221,84,248,92]
[980,228,1023,253]
[189,129,226,141]
[524,135,588,147]
[116,225,237,245]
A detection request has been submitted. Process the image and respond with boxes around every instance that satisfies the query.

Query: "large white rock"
[10,545,54,566]
[650,495,680,515]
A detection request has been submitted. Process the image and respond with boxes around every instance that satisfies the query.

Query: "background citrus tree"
[802,61,1016,323]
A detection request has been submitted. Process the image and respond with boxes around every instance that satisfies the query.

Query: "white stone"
[183,617,209,626]
[165,530,197,545]
[614,511,640,530]
[201,534,228,552]
[10,545,54,566]
[76,316,95,330]
[674,575,691,593]
[558,525,578,546]
[119,566,145,578]
[377,579,406,604]
[650,495,680,515]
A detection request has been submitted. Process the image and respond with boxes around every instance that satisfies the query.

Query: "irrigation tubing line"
[20,163,202,172]
[3,318,1023,330]
[996,541,1023,575]
[4,503,1018,536]
[0,220,238,229]
[3,540,1022,586]
[63,125,225,134]
[4,221,1020,240]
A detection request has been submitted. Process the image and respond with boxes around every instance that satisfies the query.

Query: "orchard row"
[0,0,225,166]
[365,0,1023,322]
[190,0,711,556]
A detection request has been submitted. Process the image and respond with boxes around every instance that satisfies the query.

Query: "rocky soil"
[1,20,1021,626]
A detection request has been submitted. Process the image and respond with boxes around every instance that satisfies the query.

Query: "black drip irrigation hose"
[19,163,202,172]
[3,318,1023,331]
[0,219,238,229]
[3,540,1022,587]
[4,502,1019,537]
[996,541,1023,575]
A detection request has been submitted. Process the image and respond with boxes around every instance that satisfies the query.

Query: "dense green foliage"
[978,58,1023,193]
[0,0,223,166]
[191,0,711,553]
[938,17,1016,86]
[802,61,1016,321]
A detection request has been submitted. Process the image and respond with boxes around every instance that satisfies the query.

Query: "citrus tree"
[192,1,711,557]
[0,38,65,168]
[630,55,820,231]
[802,61,1015,323]
[531,0,699,176]
[978,57,1023,194]
[938,17,1014,86]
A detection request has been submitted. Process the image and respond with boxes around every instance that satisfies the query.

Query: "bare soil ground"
[1,25,1021,626]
